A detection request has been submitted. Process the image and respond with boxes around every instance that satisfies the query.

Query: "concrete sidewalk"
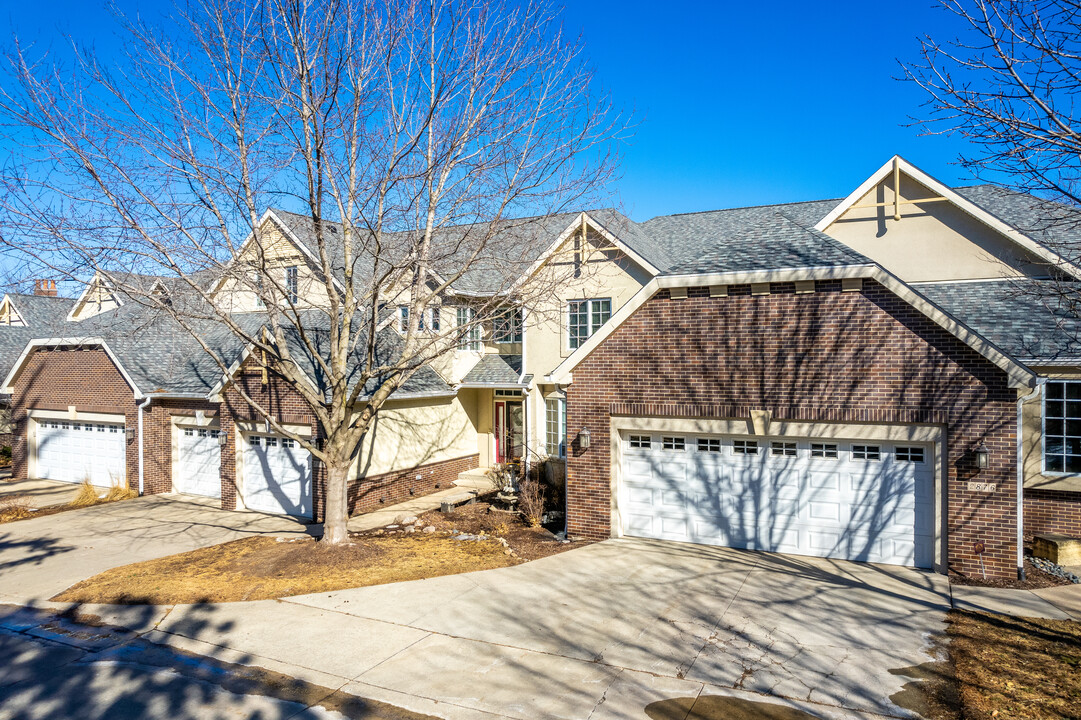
[951,583,1081,620]
[0,478,111,509]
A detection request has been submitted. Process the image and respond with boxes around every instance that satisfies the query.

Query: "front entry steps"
[453,468,498,492]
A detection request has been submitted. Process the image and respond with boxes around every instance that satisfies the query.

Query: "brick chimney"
[33,279,57,297]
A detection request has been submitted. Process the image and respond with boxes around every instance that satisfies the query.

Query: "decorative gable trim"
[814,155,1081,278]
[0,295,26,326]
[66,272,123,321]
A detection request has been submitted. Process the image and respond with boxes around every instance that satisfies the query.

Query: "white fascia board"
[550,265,1037,390]
[1,337,145,398]
[358,388,460,403]
[458,381,528,390]
[0,295,24,326]
[814,156,1081,278]
[66,271,121,321]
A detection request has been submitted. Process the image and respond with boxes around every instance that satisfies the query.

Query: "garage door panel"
[243,434,313,517]
[36,419,126,486]
[621,432,934,569]
[176,428,221,498]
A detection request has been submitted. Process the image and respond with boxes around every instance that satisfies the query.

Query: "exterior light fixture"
[975,444,990,470]
[578,428,591,449]
[125,427,135,442]
[218,431,228,447]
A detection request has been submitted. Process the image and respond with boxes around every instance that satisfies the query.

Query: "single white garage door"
[175,427,221,498]
[620,432,934,568]
[36,418,126,486]
[242,433,312,517]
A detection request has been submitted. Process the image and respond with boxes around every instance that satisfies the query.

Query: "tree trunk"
[323,456,351,544]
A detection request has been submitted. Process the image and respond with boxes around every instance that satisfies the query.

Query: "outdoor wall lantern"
[578,428,591,449]
[974,444,990,471]
[218,431,228,447]
[125,427,135,442]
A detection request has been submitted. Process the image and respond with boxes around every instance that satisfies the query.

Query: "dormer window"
[494,308,523,344]
[398,305,409,332]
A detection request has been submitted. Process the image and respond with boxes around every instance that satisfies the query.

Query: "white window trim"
[546,397,567,458]
[566,297,612,351]
[1042,379,1081,476]
[456,307,481,352]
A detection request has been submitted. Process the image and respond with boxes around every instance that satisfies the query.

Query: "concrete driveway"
[134,538,950,719]
[0,491,314,603]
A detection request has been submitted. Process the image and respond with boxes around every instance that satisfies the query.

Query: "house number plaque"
[966,482,997,493]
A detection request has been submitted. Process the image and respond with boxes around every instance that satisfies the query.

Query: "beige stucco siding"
[214,219,333,312]
[823,172,1049,282]
[1023,369,1081,492]
[351,394,477,479]
[70,280,122,320]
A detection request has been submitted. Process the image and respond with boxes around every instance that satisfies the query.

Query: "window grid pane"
[662,436,685,451]
[629,435,651,449]
[1045,381,1081,473]
[770,441,796,457]
[811,443,838,458]
[733,440,758,455]
[697,438,721,453]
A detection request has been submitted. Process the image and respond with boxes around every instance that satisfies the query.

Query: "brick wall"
[566,281,1020,578]
[11,347,142,489]
[348,453,479,515]
[1025,488,1081,540]
[219,361,322,515]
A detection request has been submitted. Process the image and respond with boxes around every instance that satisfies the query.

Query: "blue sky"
[2,0,979,222]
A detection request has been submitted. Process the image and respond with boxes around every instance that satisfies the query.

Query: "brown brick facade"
[566,280,1021,578]
[11,347,141,489]
[348,453,479,515]
[1025,488,1081,540]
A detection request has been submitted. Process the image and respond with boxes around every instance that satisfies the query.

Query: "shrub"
[70,479,102,507]
[0,445,11,464]
[0,494,31,522]
[517,478,545,527]
[104,484,138,502]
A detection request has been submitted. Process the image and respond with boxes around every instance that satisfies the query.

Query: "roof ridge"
[645,197,841,223]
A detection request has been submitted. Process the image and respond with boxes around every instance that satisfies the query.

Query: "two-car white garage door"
[620,431,934,568]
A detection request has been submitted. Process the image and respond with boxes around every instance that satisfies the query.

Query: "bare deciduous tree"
[0,0,625,542]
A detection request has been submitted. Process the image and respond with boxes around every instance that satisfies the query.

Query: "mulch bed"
[407,500,591,561]
[950,556,1072,590]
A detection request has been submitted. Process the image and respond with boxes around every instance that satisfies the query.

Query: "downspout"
[1016,380,1044,581]
[137,396,152,495]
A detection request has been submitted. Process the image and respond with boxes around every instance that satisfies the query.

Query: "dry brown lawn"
[53,533,522,605]
[946,610,1081,720]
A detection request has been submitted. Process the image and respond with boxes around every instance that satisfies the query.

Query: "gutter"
[1016,380,1045,581]
[137,396,152,495]
[458,382,528,390]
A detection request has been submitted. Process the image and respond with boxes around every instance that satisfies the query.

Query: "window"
[398,305,409,333]
[771,441,797,457]
[198,429,209,438]
[49,421,58,429]
[1044,381,1081,473]
[428,307,440,332]
[494,308,523,343]
[109,425,120,433]
[72,423,82,431]
[733,440,758,455]
[568,298,612,349]
[811,443,838,458]
[96,424,106,433]
[184,428,194,436]
[60,421,70,430]
[266,437,278,447]
[545,398,566,458]
[285,265,299,304]
[852,444,881,461]
[662,436,685,451]
[282,438,295,449]
[698,437,721,453]
[629,435,651,449]
[456,307,481,351]
[895,446,925,463]
[249,436,261,447]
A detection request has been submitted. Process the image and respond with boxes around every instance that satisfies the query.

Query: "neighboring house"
[2,154,1080,580]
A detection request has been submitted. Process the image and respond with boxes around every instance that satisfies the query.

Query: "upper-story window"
[398,305,409,332]
[568,298,611,350]
[457,306,481,351]
[493,308,523,344]
[285,265,299,304]
[1044,380,1081,473]
[427,307,440,332]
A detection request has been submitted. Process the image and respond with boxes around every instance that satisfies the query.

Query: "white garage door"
[176,427,221,498]
[242,433,312,517]
[36,419,126,486]
[620,432,934,568]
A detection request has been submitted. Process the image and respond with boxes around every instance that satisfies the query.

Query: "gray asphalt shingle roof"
[916,279,1081,362]
[461,354,523,385]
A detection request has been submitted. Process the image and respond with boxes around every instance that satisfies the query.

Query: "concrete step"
[453,468,498,492]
